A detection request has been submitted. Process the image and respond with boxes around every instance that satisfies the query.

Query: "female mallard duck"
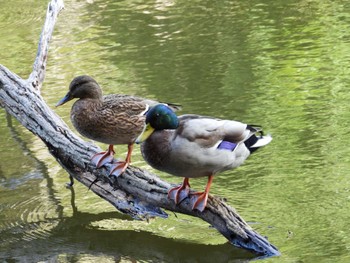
[56,75,180,176]
[136,104,272,212]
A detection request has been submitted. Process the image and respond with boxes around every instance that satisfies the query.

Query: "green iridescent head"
[135,104,179,143]
[146,104,179,130]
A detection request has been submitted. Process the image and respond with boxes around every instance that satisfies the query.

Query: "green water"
[1,0,350,262]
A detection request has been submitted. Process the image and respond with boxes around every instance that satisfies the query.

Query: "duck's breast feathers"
[176,115,249,148]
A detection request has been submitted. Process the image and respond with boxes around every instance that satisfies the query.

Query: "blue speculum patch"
[217,141,237,151]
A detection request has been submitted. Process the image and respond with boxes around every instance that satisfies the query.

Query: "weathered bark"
[0,0,280,258]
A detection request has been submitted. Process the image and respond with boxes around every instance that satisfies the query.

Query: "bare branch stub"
[27,0,65,91]
[0,0,280,258]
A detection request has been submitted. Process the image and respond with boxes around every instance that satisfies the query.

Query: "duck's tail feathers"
[251,134,272,148]
[244,125,272,153]
[247,125,263,133]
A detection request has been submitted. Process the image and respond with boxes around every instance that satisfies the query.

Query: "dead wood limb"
[27,0,65,92]
[0,0,280,258]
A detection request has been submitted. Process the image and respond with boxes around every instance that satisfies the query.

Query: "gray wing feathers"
[179,117,248,147]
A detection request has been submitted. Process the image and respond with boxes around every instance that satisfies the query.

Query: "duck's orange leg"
[109,144,133,177]
[168,178,191,204]
[190,175,214,212]
[91,145,115,168]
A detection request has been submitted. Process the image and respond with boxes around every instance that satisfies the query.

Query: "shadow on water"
[2,186,256,262]
[2,213,255,262]
[1,114,258,262]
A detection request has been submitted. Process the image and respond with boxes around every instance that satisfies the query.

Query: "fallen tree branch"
[0,0,280,258]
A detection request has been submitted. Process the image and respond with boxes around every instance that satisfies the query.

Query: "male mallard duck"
[56,75,180,176]
[136,104,272,212]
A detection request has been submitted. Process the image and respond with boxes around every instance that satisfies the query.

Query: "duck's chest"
[141,131,173,169]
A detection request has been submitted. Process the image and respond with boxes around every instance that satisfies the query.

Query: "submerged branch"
[0,0,279,258]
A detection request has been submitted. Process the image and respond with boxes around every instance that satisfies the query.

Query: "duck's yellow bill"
[135,123,155,144]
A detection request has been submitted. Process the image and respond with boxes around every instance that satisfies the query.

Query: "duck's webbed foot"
[91,145,115,168]
[108,161,129,177]
[189,175,214,212]
[108,144,133,177]
[189,191,209,212]
[168,178,191,204]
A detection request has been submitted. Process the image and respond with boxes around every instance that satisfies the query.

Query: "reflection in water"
[2,0,350,262]
[0,113,255,262]
[0,113,63,249]
[1,211,253,263]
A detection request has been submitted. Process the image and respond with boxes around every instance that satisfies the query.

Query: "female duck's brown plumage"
[56,75,180,176]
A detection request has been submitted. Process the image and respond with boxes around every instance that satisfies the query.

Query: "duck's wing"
[176,115,272,156]
[176,115,249,148]
[103,94,150,116]
[104,94,181,115]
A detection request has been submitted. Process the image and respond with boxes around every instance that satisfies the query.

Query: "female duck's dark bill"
[56,93,72,107]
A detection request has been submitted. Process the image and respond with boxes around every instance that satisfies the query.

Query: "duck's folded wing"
[177,115,248,148]
[106,94,181,114]
[103,94,149,116]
